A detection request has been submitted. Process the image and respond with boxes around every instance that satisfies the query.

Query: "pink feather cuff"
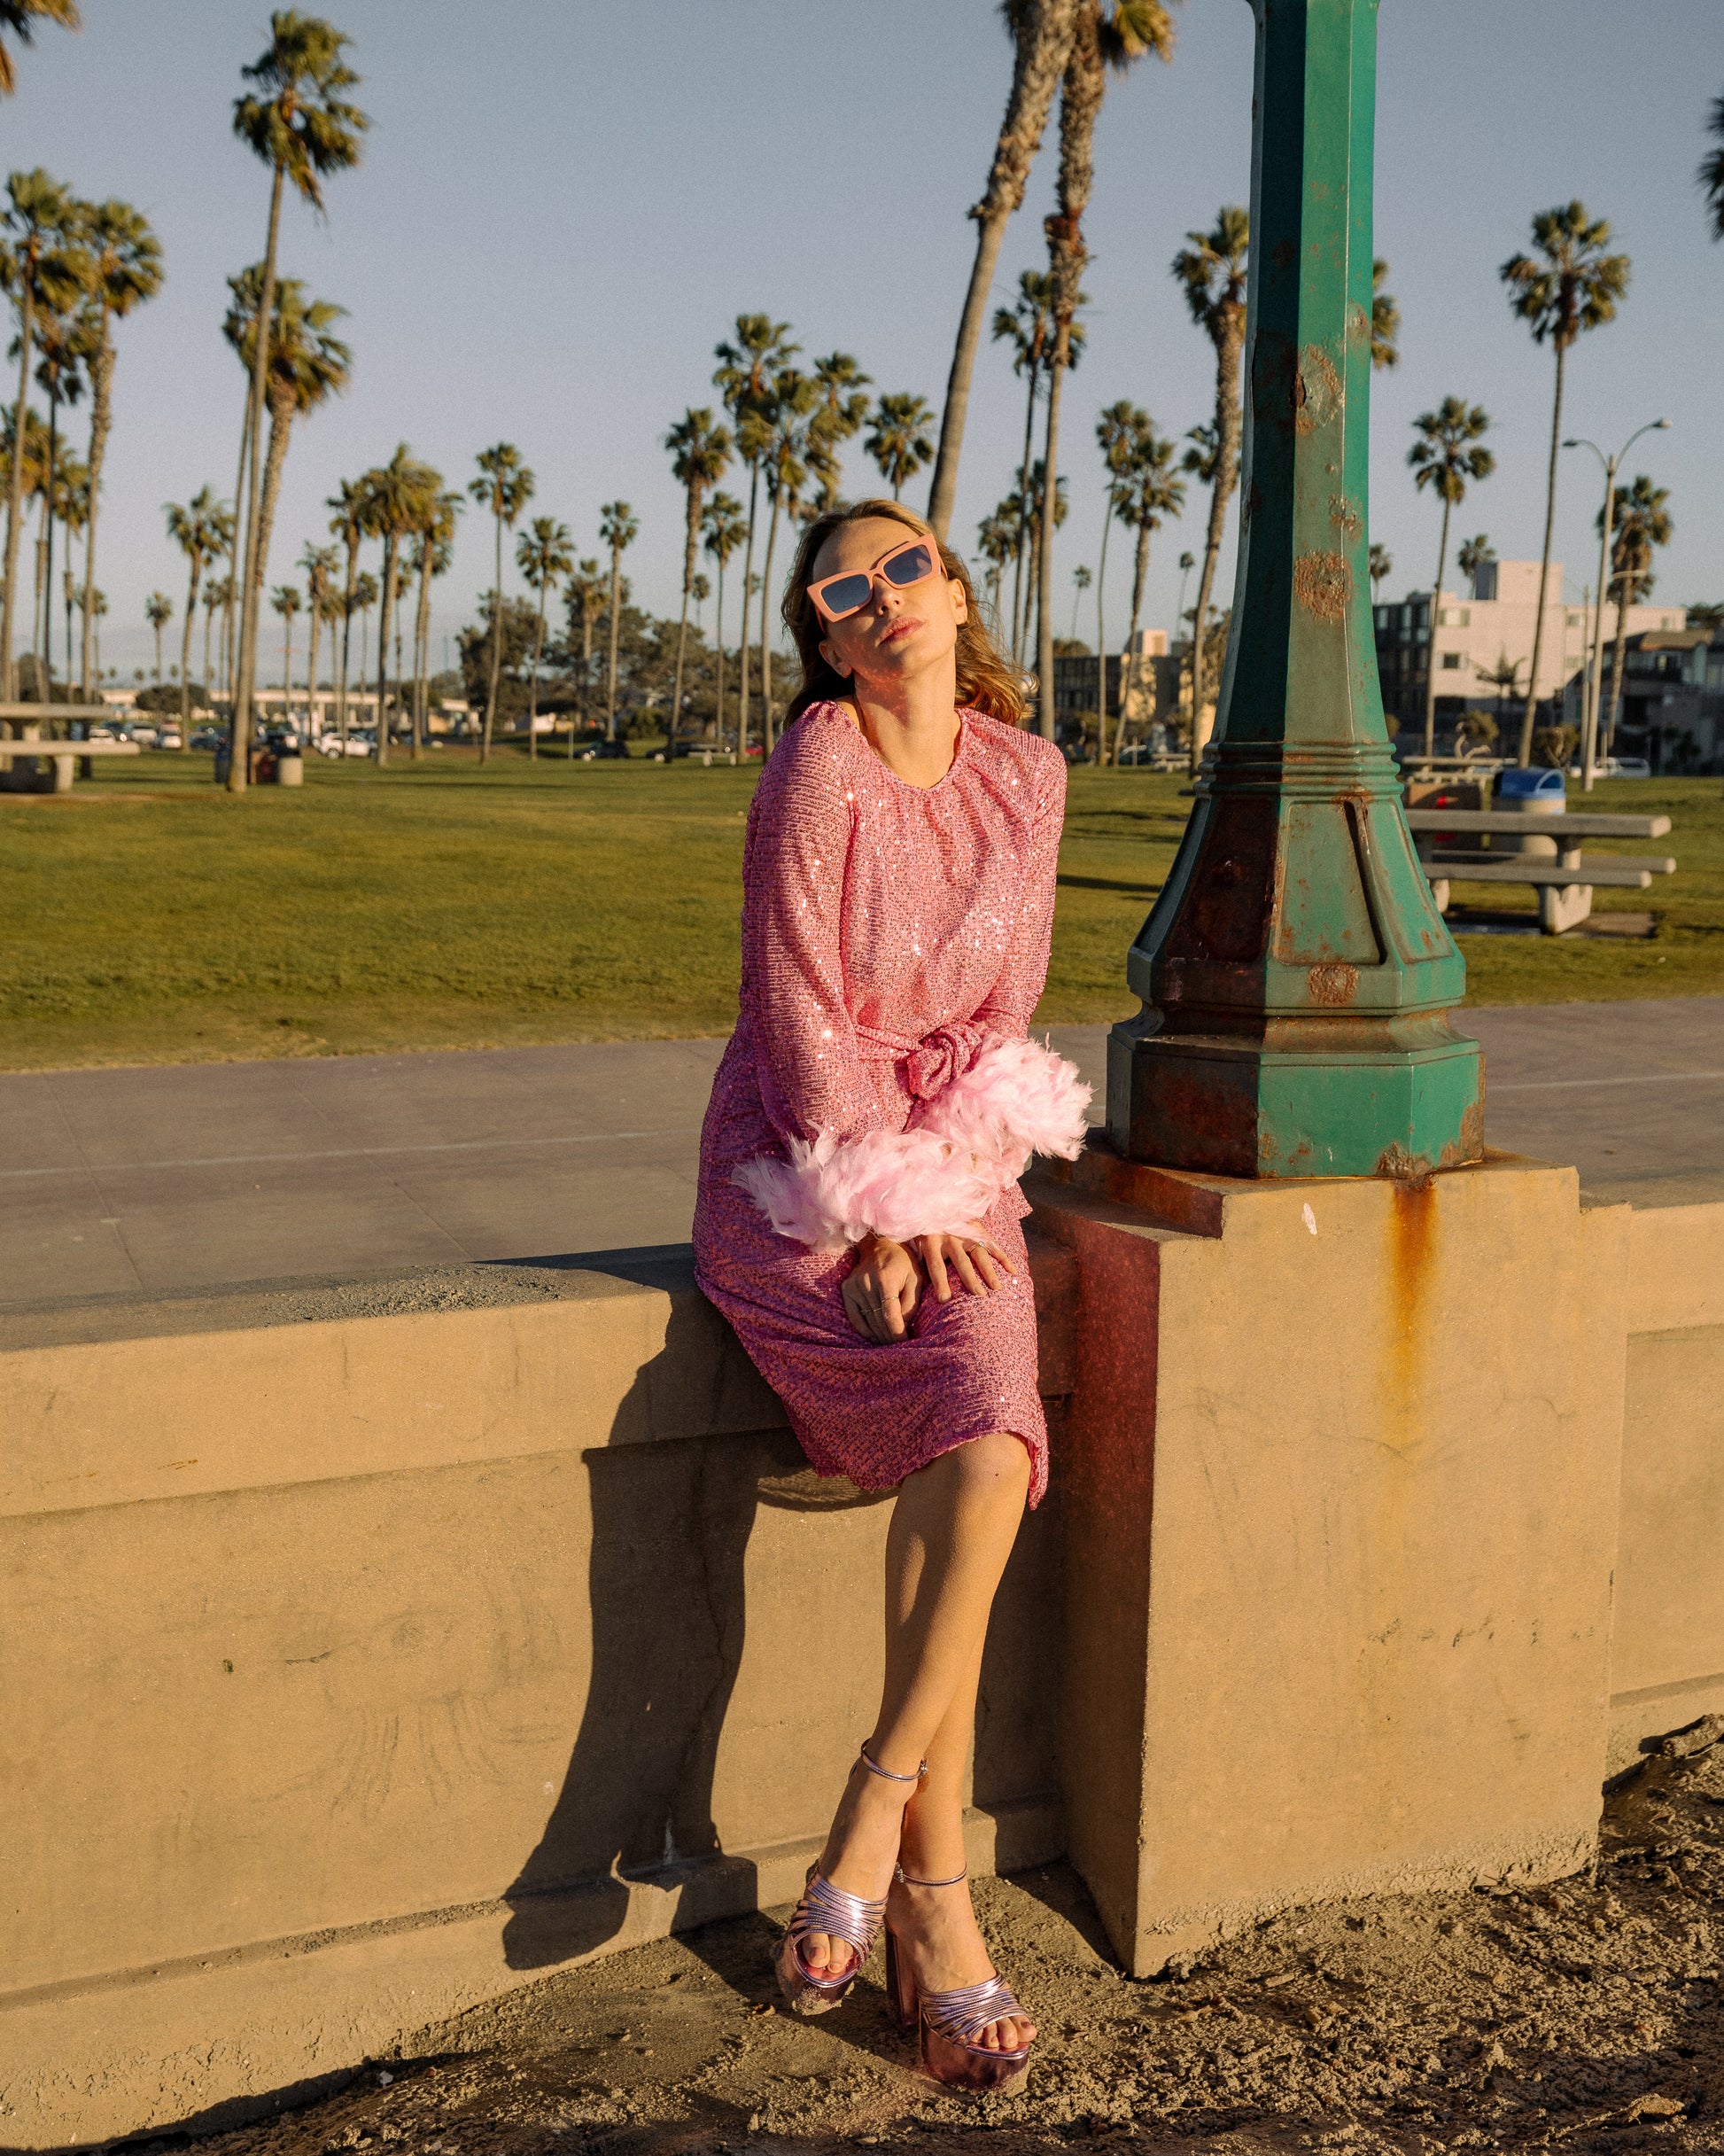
[732,1035,1092,1253]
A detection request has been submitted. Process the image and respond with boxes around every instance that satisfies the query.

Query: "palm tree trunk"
[413,547,433,756]
[250,393,291,621]
[1187,323,1243,777]
[231,158,286,794]
[1424,494,1453,763]
[1,269,35,703]
[1124,518,1151,750]
[178,556,199,745]
[202,593,213,715]
[481,509,502,766]
[1010,361,1037,663]
[528,581,546,759]
[926,0,1078,541]
[1095,494,1112,762]
[713,557,727,746]
[736,463,759,754]
[1518,340,1566,768]
[672,486,697,745]
[377,533,397,770]
[759,488,784,754]
[1036,340,1068,743]
[1605,576,1632,759]
[282,609,291,696]
[306,595,322,729]
[606,545,622,743]
[337,538,355,746]
[42,380,60,701]
[226,388,252,711]
[80,319,113,703]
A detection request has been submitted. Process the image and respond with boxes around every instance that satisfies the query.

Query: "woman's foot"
[886,1871,1037,2052]
[796,1749,922,1980]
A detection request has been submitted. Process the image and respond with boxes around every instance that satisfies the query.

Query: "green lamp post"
[1109,0,1482,1179]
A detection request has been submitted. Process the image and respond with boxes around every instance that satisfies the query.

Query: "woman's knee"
[944,1429,1033,1498]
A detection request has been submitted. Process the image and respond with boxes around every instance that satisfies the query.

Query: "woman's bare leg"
[798,1430,1032,2051]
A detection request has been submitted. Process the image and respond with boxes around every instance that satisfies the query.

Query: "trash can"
[275,751,304,787]
[1495,766,1565,859]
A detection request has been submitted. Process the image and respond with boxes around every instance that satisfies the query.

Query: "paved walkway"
[4,999,1721,1309]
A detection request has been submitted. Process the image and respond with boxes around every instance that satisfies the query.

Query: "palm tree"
[144,589,171,684]
[1368,543,1393,604]
[1068,564,1091,645]
[1601,475,1673,757]
[564,557,603,753]
[403,486,455,756]
[806,352,871,511]
[975,506,1016,622]
[664,407,732,746]
[166,487,230,743]
[349,566,377,702]
[223,269,350,634]
[1701,93,1724,242]
[993,273,1052,663]
[516,514,573,757]
[204,570,228,704]
[0,0,79,93]
[29,299,88,694]
[1172,202,1248,767]
[75,198,160,701]
[1409,397,1494,759]
[1500,201,1630,765]
[928,0,1083,539]
[758,368,819,749]
[713,314,796,755]
[326,475,364,743]
[1093,397,1144,752]
[703,490,745,746]
[598,500,637,743]
[271,581,300,697]
[361,445,435,768]
[469,440,533,765]
[1,167,82,697]
[1456,533,1495,596]
[1371,260,1399,370]
[865,392,934,502]
[1114,424,1183,753]
[229,12,368,793]
[299,540,338,711]
[1036,0,1175,741]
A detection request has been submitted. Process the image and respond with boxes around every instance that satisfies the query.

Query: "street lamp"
[1563,418,1669,791]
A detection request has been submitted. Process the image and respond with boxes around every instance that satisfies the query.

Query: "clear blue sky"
[6,0,1721,683]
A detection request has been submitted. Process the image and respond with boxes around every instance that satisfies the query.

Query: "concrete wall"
[4,1179,1722,2146]
[0,1251,1075,2145]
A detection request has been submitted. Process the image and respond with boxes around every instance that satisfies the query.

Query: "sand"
[161,1727,1724,2156]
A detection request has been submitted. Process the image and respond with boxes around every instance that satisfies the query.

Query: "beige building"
[1374,558,1683,731]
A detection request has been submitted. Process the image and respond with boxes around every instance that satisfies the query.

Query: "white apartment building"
[1373,558,1684,729]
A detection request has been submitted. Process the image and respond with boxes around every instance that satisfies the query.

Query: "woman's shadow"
[497,1246,893,1973]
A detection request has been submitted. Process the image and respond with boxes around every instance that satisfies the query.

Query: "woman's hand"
[842,1233,921,1344]
[914,1224,1017,1304]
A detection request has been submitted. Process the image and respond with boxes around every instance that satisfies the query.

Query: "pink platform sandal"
[774,1745,926,2016]
[883,1864,1034,2094]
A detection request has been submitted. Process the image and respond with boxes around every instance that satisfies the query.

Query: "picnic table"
[1405,807,1676,935]
[0,733,139,793]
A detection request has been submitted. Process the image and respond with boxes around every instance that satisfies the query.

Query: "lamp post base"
[1107,1011,1484,1180]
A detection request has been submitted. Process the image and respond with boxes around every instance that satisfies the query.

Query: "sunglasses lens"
[883,541,936,587]
[817,572,873,618]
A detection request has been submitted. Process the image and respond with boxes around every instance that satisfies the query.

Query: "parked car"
[315,730,372,759]
[1609,757,1651,779]
[190,727,223,751]
[157,728,182,751]
[577,738,631,761]
[128,723,159,748]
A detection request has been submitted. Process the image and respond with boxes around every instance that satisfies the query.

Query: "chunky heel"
[885,1864,1034,2095]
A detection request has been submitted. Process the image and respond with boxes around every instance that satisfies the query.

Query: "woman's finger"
[962,1226,1017,1276]
[948,1243,988,1296]
[881,1280,905,1340]
[925,1241,951,1303]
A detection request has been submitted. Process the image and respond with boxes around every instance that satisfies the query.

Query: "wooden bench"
[1404,808,1676,935]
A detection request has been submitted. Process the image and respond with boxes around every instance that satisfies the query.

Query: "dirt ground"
[175,1726,1724,2156]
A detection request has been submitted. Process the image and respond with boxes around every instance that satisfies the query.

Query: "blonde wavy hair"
[780,497,1026,730]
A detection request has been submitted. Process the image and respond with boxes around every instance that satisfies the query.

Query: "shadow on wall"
[497,1246,895,1972]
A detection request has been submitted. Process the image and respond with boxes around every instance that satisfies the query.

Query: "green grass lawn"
[2,746,1720,1071]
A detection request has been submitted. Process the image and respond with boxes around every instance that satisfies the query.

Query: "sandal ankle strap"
[858,1741,928,1786]
[896,1863,968,1888]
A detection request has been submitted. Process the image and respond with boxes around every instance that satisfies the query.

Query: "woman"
[693,498,1087,2094]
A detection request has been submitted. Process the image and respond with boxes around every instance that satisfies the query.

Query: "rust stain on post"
[1328,493,1363,541]
[1293,549,1351,623]
[1307,962,1358,1005]
[1386,1177,1436,1433]
[1293,343,1342,434]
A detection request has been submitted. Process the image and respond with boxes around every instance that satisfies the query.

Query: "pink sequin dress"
[693,701,1082,1510]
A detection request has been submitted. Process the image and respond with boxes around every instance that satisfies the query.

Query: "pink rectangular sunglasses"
[807,533,944,624]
